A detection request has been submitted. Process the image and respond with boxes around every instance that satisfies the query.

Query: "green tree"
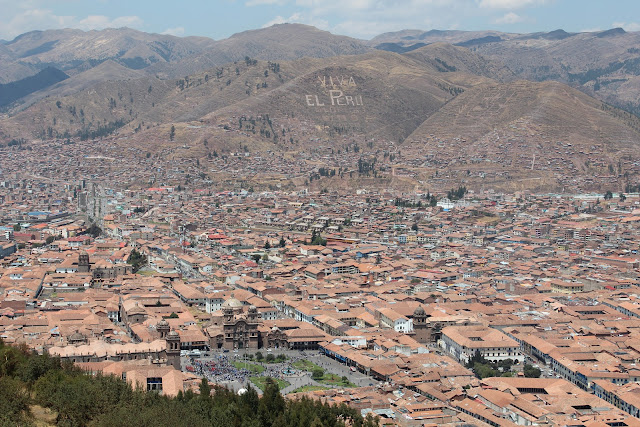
[310,230,327,246]
[169,125,176,141]
[311,368,324,380]
[255,352,264,362]
[363,413,381,427]
[472,363,499,379]
[604,190,613,200]
[0,339,374,427]
[199,378,211,398]
[523,363,541,378]
[0,376,31,425]
[13,224,20,232]
[127,248,147,273]
[620,193,627,202]
[447,186,467,201]
[265,353,275,363]
[258,378,285,426]
[87,223,102,238]
[279,237,286,247]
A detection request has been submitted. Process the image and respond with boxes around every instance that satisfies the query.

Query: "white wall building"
[378,307,414,333]
[441,325,524,365]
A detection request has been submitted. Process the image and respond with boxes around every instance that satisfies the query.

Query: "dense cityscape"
[4,4,640,425]
[3,157,640,425]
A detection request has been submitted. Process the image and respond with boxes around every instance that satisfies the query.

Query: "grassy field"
[232,362,265,374]
[317,373,356,388]
[261,354,287,363]
[135,269,157,276]
[292,360,356,387]
[250,376,290,392]
[291,360,321,371]
[290,385,331,394]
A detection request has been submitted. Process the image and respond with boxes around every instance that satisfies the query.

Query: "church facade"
[207,297,260,350]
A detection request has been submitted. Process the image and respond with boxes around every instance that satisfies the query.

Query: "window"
[147,377,163,392]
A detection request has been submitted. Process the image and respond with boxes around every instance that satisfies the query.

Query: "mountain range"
[1,24,640,193]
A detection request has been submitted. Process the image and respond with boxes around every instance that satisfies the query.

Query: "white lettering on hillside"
[306,75,363,108]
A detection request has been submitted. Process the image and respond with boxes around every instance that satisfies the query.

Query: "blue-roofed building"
[28,211,50,220]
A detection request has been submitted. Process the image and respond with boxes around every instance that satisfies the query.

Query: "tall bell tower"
[78,251,90,273]
[412,306,430,343]
[166,330,181,370]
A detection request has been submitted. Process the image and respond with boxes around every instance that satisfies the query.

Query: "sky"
[1,0,640,41]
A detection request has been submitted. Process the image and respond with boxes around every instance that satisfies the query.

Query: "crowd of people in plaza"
[186,354,252,383]
[185,352,309,385]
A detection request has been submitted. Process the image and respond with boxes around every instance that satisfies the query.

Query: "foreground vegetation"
[0,339,378,426]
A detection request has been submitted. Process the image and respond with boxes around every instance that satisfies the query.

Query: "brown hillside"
[403,80,640,192]
[150,24,371,79]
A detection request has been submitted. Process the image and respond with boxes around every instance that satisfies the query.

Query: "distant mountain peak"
[597,27,626,38]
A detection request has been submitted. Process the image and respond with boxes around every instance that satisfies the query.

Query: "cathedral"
[206,296,260,350]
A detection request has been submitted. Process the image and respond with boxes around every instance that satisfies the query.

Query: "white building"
[205,295,226,314]
[331,336,367,348]
[441,325,523,364]
[378,307,413,333]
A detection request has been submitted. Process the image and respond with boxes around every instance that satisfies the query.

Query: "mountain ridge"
[1,25,640,193]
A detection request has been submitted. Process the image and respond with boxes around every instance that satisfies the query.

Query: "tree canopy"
[310,230,327,246]
[127,248,147,273]
[0,339,378,427]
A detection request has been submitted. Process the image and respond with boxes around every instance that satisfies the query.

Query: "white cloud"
[246,0,287,6]
[263,16,286,27]
[494,12,523,24]
[1,8,74,39]
[263,12,329,31]
[332,19,405,38]
[0,1,144,39]
[161,26,185,36]
[478,0,545,9]
[259,0,473,38]
[77,15,143,31]
[613,21,640,32]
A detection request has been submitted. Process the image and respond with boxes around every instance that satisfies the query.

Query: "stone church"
[206,296,260,350]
